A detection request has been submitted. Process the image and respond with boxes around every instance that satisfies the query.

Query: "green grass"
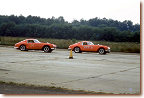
[0,36,140,53]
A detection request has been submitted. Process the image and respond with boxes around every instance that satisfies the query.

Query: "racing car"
[68,41,110,54]
[14,39,56,53]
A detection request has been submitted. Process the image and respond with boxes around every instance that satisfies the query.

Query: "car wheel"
[74,47,81,53]
[43,46,51,53]
[20,45,27,51]
[98,48,106,55]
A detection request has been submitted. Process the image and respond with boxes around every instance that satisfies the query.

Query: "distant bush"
[0,15,140,42]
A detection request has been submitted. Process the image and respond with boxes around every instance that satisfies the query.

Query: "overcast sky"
[0,0,140,24]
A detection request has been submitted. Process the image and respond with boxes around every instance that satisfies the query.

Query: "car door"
[81,42,91,51]
[27,40,35,49]
[33,41,43,49]
[87,42,95,52]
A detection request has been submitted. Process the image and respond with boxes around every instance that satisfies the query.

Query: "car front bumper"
[14,47,19,49]
[105,49,110,53]
[68,48,72,50]
[51,47,56,50]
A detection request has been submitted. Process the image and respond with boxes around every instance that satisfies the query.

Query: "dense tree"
[0,15,140,42]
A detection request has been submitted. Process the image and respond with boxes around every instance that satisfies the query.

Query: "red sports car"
[68,41,110,54]
[14,39,56,53]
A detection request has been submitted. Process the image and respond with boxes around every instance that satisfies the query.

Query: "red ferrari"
[68,41,110,54]
[14,39,56,53]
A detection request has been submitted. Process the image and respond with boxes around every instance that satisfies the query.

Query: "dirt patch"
[0,69,10,71]
[0,81,112,94]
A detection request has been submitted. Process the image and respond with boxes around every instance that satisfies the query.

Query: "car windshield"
[88,42,94,45]
[34,39,41,43]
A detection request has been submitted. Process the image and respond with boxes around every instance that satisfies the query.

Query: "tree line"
[0,15,140,42]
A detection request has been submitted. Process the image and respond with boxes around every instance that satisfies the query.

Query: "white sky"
[0,0,140,24]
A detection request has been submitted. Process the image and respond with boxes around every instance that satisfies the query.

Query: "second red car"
[68,41,110,54]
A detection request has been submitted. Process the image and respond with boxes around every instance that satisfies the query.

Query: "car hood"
[97,44,107,47]
[46,42,57,47]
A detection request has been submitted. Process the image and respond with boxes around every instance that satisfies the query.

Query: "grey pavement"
[0,46,140,94]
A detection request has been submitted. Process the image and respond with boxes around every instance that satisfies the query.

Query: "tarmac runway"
[0,46,140,94]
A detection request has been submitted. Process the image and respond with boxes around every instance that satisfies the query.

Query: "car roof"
[80,41,91,43]
[25,39,37,40]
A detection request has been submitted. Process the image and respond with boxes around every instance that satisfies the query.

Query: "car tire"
[43,46,51,53]
[74,47,81,53]
[98,48,106,55]
[20,45,27,51]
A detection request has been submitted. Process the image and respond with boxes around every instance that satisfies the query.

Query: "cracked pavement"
[0,46,140,94]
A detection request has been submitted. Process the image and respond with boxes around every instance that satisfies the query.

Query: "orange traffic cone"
[69,50,73,59]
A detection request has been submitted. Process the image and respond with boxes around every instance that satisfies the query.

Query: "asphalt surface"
[0,46,140,94]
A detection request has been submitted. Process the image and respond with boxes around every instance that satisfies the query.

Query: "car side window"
[87,42,90,45]
[28,40,34,43]
[83,42,88,45]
